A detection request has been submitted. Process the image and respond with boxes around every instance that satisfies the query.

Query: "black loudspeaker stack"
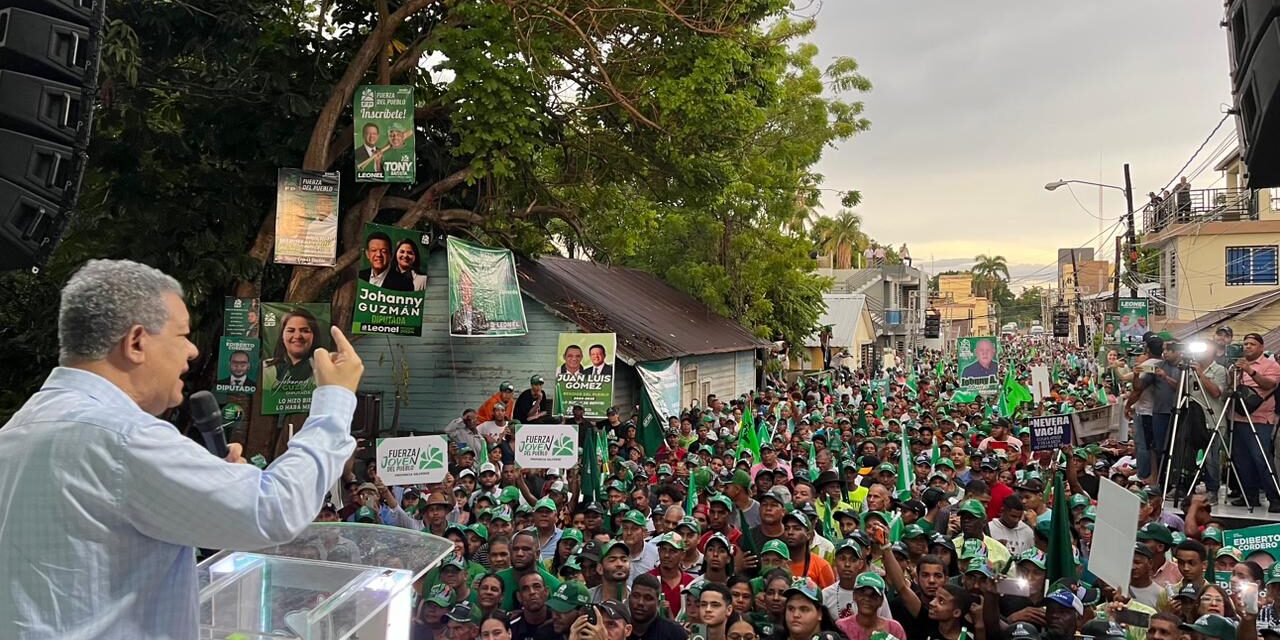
[1226,0,1280,187]
[0,0,105,272]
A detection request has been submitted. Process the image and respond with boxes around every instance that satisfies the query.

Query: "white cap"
[459,468,476,479]
[480,462,498,475]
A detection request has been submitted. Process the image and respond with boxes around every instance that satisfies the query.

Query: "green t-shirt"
[498,564,562,610]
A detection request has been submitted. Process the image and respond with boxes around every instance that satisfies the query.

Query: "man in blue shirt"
[0,259,364,639]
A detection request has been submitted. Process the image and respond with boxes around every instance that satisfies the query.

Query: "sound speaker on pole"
[0,0,105,272]
[1225,0,1280,187]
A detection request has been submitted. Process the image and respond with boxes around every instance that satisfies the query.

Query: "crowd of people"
[324,329,1280,640]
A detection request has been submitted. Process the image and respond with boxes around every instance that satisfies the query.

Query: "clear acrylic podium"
[197,523,453,640]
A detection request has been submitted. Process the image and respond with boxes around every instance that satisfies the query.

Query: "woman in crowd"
[473,573,505,620]
[772,578,842,640]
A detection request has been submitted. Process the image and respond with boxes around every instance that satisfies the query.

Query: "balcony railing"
[1143,187,1257,233]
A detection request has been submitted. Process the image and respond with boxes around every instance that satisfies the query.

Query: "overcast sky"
[808,1,1236,289]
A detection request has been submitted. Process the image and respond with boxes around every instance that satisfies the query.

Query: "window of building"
[1225,246,1279,286]
[1168,249,1176,290]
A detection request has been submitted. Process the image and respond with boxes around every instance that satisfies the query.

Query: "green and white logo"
[514,424,579,469]
[377,435,448,484]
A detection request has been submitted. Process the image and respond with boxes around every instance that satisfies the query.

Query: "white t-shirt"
[477,420,508,440]
[823,584,892,621]
[987,518,1035,557]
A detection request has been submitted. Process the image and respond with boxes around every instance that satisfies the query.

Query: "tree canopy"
[0,0,869,418]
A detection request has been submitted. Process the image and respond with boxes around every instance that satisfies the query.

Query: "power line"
[1155,113,1231,197]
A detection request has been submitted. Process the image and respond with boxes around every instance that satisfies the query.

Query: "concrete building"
[930,273,994,338]
[819,263,927,362]
[798,293,877,373]
[1140,148,1280,324]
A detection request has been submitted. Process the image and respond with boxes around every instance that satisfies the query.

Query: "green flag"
[896,428,914,501]
[738,410,762,463]
[809,439,819,481]
[999,370,1033,418]
[952,389,979,404]
[1046,471,1075,584]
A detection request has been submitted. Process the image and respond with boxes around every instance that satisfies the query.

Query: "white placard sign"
[515,424,579,469]
[1031,366,1051,402]
[1089,478,1141,594]
[376,435,448,485]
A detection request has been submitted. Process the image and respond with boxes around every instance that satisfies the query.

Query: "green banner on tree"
[353,85,415,183]
[957,335,1000,393]
[274,168,339,266]
[352,222,428,336]
[261,302,332,415]
[446,236,528,337]
[223,297,260,337]
[554,333,617,419]
[214,336,260,396]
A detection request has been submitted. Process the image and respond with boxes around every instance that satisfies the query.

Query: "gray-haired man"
[0,259,364,638]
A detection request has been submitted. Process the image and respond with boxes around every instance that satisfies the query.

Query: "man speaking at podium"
[0,260,364,639]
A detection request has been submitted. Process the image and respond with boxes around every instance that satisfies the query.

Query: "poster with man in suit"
[353,222,428,336]
[555,332,616,419]
[353,85,415,183]
[957,336,1000,393]
[446,236,528,337]
[214,337,259,395]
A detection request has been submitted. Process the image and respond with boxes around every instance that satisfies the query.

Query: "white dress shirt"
[0,367,357,639]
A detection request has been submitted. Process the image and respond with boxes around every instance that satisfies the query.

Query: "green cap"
[709,494,734,511]
[1202,526,1224,543]
[560,527,584,546]
[1080,506,1097,522]
[546,581,591,612]
[704,532,732,552]
[424,583,454,607]
[760,539,791,560]
[783,510,811,530]
[934,458,955,470]
[489,508,512,523]
[355,506,378,522]
[658,464,674,476]
[784,577,822,603]
[1136,522,1174,546]
[1267,562,1280,585]
[530,375,545,385]
[853,572,886,595]
[653,532,685,550]
[499,381,515,392]
[835,538,864,556]
[441,555,466,571]
[965,558,995,579]
[876,462,897,475]
[956,499,986,520]
[1216,546,1243,562]
[676,516,703,536]
[1179,614,1238,640]
[469,523,489,540]
[560,555,583,573]
[1017,549,1046,570]
[619,509,647,528]
[499,486,522,504]
[901,524,928,539]
[600,539,631,558]
[1069,494,1090,510]
[534,497,557,512]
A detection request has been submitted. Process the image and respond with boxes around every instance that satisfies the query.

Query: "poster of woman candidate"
[554,333,616,419]
[956,336,1000,393]
[446,236,528,337]
[353,85,415,183]
[352,222,427,336]
[261,302,332,414]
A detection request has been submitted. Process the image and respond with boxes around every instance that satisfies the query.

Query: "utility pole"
[1070,248,1084,347]
[1112,236,1121,311]
[1123,163,1137,303]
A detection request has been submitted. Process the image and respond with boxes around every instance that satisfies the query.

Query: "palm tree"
[970,254,1009,299]
[813,210,869,269]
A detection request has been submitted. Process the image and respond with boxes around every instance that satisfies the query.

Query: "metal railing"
[1143,187,1256,233]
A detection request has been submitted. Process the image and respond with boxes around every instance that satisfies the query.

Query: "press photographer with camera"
[1185,342,1227,503]
[1229,333,1280,509]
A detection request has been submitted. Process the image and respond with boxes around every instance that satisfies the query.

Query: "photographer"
[1229,333,1280,511]
[1186,343,1227,504]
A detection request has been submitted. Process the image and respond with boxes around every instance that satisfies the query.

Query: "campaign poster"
[554,332,616,419]
[1224,523,1280,564]
[214,336,260,396]
[260,302,332,415]
[956,336,999,393]
[1101,313,1124,348]
[223,297,260,338]
[377,435,449,484]
[274,169,340,266]
[514,424,579,469]
[352,222,428,336]
[446,236,528,337]
[1115,298,1150,345]
[1028,414,1072,451]
[353,85,415,183]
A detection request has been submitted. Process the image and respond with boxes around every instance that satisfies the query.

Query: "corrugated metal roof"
[517,257,772,363]
[1171,288,1280,341]
[803,294,867,348]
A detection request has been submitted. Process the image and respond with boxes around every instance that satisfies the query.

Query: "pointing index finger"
[329,326,354,355]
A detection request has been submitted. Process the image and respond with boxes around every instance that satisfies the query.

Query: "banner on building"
[274,168,339,266]
[352,222,428,336]
[353,85,415,183]
[214,336,260,396]
[637,359,681,456]
[956,336,1000,393]
[1114,298,1150,345]
[1028,413,1072,451]
[223,297,260,337]
[554,332,616,419]
[1224,523,1280,563]
[446,236,528,337]
[514,424,579,469]
[376,435,449,485]
[260,302,332,415]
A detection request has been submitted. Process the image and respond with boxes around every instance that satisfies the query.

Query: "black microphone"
[190,390,228,458]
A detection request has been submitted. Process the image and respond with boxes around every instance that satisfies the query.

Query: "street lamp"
[1044,164,1138,307]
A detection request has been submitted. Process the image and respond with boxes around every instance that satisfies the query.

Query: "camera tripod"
[1181,368,1280,511]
